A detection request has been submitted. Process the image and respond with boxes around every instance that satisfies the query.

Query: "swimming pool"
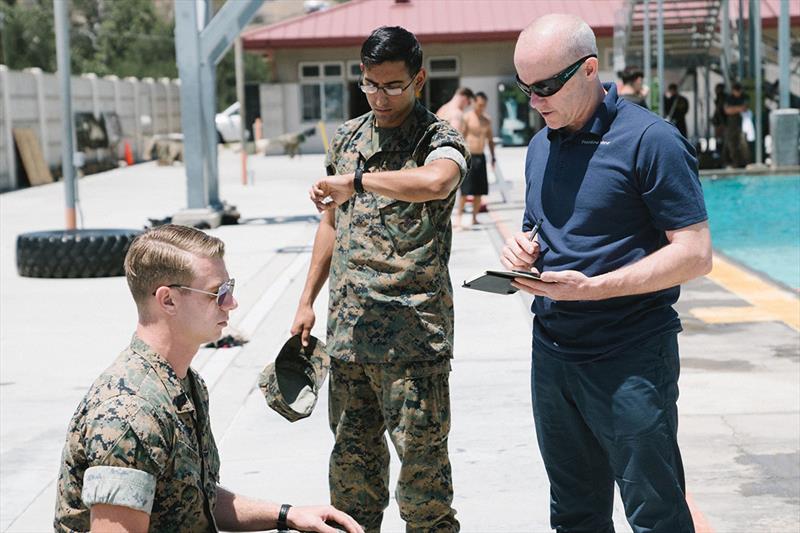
[701,174,800,290]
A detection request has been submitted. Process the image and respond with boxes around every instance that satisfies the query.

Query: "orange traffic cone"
[124,141,134,166]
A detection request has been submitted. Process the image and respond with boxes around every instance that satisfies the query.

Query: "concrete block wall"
[0,66,181,191]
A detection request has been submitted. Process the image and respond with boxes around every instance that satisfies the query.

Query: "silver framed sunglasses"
[163,278,236,307]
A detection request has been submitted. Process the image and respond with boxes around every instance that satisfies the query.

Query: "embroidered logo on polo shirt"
[581,139,610,145]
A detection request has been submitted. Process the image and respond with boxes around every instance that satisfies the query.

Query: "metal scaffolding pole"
[705,63,711,141]
[644,0,651,108]
[753,0,762,164]
[738,0,745,80]
[54,0,76,230]
[778,0,790,108]
[721,0,731,88]
[657,0,664,115]
[173,0,262,226]
[235,37,248,186]
[693,68,699,141]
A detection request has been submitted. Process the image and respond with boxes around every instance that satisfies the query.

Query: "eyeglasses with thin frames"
[154,278,236,307]
[359,72,418,97]
[516,54,597,98]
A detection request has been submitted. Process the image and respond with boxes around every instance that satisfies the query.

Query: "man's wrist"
[587,273,612,301]
[277,503,292,531]
[353,167,364,194]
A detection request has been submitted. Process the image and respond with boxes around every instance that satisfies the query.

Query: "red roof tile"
[242,0,625,49]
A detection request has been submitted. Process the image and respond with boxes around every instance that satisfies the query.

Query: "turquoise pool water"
[701,174,800,290]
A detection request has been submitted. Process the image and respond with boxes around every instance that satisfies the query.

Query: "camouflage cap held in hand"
[259,334,330,422]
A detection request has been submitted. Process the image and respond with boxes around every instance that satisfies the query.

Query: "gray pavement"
[1,146,798,532]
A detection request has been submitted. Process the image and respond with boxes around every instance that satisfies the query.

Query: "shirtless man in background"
[436,87,474,132]
[455,91,495,227]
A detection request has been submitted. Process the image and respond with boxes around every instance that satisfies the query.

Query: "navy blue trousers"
[531,333,695,533]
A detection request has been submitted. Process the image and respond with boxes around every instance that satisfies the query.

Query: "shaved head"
[514,14,604,133]
[515,14,597,72]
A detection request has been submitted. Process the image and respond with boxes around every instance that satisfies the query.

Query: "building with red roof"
[242,0,625,152]
[242,0,798,154]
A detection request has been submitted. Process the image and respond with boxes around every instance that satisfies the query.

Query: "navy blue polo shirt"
[522,83,707,362]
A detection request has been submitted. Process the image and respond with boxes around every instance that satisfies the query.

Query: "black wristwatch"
[353,166,365,194]
[277,503,292,531]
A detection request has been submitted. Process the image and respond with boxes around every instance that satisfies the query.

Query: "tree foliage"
[0,0,271,110]
[69,0,177,79]
[0,0,57,72]
[215,46,270,110]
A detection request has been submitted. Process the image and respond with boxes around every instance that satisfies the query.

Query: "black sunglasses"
[516,54,597,98]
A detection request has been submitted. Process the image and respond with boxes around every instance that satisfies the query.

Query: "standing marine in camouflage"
[54,224,363,533]
[291,26,468,533]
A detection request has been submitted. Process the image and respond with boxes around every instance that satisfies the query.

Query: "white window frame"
[426,56,460,78]
[298,61,346,122]
[346,60,363,81]
[603,48,614,71]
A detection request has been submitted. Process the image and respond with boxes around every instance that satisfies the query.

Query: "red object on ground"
[124,141,134,166]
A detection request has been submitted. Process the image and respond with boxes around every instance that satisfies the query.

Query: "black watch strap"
[277,503,292,531]
[353,166,365,194]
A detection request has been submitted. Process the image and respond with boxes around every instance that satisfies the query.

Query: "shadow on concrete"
[239,214,320,225]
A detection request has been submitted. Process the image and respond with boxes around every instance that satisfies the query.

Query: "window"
[427,56,459,77]
[299,61,345,122]
[347,60,362,81]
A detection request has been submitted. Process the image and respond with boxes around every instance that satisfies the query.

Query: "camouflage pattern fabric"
[259,334,330,422]
[324,101,469,364]
[328,358,459,533]
[54,336,220,532]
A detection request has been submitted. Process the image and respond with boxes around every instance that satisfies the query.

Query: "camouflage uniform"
[54,336,220,532]
[324,101,467,532]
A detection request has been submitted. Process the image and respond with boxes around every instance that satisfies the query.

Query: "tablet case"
[462,270,541,295]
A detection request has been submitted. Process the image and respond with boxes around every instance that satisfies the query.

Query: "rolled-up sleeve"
[425,146,468,180]
[82,465,156,514]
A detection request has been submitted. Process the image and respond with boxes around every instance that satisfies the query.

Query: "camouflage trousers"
[328,358,459,533]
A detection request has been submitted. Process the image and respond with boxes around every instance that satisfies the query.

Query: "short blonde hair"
[124,224,225,305]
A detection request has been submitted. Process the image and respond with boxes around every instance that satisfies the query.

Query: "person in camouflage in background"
[54,224,363,533]
[291,26,469,533]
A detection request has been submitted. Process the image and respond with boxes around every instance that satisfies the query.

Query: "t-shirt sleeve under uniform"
[423,122,469,181]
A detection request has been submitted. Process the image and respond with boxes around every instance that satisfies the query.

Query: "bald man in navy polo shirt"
[502,14,711,533]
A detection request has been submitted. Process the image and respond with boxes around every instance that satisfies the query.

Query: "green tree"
[0,0,56,71]
[70,0,176,78]
[0,0,175,77]
[215,47,270,111]
[1,0,270,111]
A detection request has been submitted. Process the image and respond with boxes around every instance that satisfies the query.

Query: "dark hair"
[732,82,743,91]
[360,26,422,76]
[618,65,644,84]
[457,87,475,99]
[667,83,678,92]
[475,91,488,101]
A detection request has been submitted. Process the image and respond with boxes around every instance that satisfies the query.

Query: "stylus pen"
[529,219,542,241]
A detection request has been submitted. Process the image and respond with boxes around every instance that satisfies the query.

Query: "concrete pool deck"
[1,146,798,532]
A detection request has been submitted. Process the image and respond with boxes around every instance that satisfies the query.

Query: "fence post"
[143,77,156,135]
[106,75,121,117]
[27,67,51,168]
[0,65,16,189]
[161,77,172,133]
[84,72,100,118]
[126,77,141,160]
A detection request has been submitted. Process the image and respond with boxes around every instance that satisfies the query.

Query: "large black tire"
[16,229,142,278]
